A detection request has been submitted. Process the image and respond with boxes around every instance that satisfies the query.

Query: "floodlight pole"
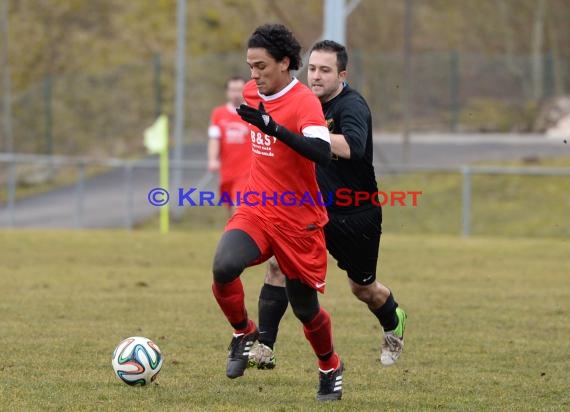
[324,0,346,45]
[1,0,13,154]
[172,0,186,219]
[402,0,413,164]
[299,0,361,73]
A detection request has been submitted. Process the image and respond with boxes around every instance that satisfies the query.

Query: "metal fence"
[0,153,211,230]
[1,153,569,237]
[3,52,569,156]
[376,164,570,238]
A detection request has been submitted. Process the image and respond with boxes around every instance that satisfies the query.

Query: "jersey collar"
[258,78,299,101]
[225,102,238,113]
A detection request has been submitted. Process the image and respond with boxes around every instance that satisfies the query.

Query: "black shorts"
[324,206,382,285]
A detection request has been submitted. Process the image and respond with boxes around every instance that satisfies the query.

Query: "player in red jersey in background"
[207,76,251,213]
[210,24,344,401]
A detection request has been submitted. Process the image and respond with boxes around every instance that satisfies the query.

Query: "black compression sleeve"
[274,126,331,166]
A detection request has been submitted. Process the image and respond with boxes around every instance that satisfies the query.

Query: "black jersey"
[317,84,379,214]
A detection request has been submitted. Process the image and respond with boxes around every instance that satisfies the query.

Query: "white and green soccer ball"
[112,336,163,386]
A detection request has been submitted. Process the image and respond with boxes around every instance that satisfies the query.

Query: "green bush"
[459,98,539,132]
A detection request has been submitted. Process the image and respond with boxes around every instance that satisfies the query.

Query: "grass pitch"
[0,230,568,411]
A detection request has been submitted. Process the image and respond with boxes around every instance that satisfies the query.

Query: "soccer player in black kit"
[249,40,408,369]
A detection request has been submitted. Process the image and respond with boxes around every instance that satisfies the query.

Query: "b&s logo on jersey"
[250,131,277,157]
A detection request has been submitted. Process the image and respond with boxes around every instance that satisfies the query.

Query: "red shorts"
[225,207,328,293]
[220,175,249,207]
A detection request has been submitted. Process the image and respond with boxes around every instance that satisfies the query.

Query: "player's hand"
[208,159,220,172]
[236,102,279,136]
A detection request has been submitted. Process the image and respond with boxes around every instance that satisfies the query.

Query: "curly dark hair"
[247,24,302,71]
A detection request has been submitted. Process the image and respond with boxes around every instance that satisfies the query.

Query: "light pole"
[402,0,413,164]
[1,0,13,154]
[323,0,346,45]
[172,0,187,219]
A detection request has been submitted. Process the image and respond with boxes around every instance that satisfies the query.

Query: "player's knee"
[350,282,374,303]
[289,293,320,323]
[286,278,320,323]
[213,230,259,283]
[268,257,280,273]
[212,255,243,284]
[264,258,286,286]
[290,303,319,324]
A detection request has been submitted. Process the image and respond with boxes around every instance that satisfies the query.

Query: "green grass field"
[0,230,568,411]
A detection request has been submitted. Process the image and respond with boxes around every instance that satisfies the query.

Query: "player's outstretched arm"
[237,103,331,166]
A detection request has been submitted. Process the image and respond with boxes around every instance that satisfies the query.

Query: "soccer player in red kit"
[207,76,251,211]
[211,24,344,401]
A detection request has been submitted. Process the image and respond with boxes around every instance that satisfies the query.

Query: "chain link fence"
[4,52,570,156]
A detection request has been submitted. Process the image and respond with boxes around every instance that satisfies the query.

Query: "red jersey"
[208,104,251,185]
[242,78,329,232]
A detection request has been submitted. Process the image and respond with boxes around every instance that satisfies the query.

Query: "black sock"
[371,292,399,332]
[258,284,289,348]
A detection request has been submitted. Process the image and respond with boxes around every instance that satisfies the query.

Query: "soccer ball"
[112,336,163,386]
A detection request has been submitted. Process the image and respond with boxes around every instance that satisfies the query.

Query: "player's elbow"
[332,145,351,160]
[349,145,365,160]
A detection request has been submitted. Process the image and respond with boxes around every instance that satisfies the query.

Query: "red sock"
[320,352,340,372]
[235,319,256,336]
[212,278,248,330]
[302,308,340,370]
